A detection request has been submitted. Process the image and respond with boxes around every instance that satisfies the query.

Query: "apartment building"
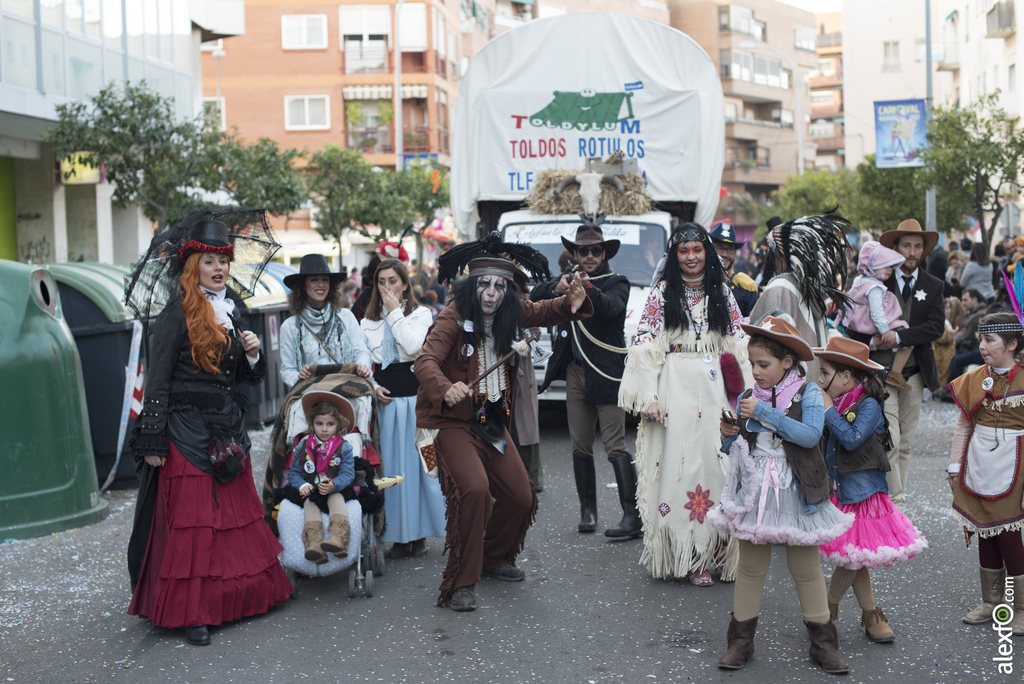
[670,0,816,241]
[0,0,243,264]
[842,0,951,168]
[810,11,843,171]
[937,1,1019,114]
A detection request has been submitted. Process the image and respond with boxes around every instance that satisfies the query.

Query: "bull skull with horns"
[552,172,625,220]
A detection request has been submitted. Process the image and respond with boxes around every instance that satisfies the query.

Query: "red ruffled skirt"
[128,443,292,628]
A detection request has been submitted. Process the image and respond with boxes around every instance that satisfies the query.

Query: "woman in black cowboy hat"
[126,210,292,646]
[280,253,372,389]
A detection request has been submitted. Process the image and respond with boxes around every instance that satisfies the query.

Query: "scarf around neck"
[307,433,343,474]
[831,382,867,415]
[201,286,235,331]
[299,302,336,332]
[752,368,803,411]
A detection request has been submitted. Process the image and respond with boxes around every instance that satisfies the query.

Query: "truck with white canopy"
[450,11,725,399]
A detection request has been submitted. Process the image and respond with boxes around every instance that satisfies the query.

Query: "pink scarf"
[751,368,803,411]
[307,433,343,474]
[831,382,867,416]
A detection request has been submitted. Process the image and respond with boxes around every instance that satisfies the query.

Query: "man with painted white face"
[846,219,945,507]
[415,235,593,612]
[532,223,640,539]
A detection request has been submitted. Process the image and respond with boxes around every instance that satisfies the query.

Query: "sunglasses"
[576,246,605,257]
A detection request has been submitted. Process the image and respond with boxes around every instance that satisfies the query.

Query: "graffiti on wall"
[20,236,52,264]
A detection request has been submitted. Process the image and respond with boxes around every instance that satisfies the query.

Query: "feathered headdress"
[436,232,551,285]
[767,213,852,319]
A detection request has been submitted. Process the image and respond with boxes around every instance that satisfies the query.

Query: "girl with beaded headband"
[946,310,1024,636]
[414,233,593,611]
[619,222,749,587]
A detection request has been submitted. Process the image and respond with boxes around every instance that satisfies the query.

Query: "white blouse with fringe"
[619,281,751,580]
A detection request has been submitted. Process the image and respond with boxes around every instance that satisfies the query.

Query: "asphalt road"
[0,399,1019,683]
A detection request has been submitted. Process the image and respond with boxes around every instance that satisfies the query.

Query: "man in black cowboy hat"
[531,222,641,539]
[709,220,759,317]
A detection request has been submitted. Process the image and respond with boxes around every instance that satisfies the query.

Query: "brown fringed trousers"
[434,426,538,606]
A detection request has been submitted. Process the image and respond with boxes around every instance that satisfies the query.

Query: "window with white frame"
[883,41,900,71]
[794,25,816,51]
[282,14,328,50]
[285,95,330,130]
[203,97,226,131]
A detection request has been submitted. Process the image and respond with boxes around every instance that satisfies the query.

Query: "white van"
[501,209,671,401]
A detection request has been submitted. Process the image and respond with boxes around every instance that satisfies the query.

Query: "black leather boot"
[572,454,597,533]
[605,455,642,539]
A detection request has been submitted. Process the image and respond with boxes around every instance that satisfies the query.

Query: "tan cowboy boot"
[861,608,895,643]
[320,514,350,558]
[302,520,326,563]
[964,566,1006,624]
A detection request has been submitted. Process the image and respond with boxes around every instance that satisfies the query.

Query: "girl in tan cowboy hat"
[710,315,853,674]
[814,337,927,645]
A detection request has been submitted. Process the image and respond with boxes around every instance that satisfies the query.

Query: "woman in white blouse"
[360,258,447,557]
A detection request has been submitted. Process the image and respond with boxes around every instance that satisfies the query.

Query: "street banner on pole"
[874,99,928,168]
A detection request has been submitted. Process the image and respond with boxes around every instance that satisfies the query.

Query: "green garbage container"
[0,261,109,540]
[47,263,143,489]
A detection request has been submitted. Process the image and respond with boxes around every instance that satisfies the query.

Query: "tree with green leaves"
[307,148,450,252]
[923,94,1024,251]
[769,167,858,229]
[45,82,306,229]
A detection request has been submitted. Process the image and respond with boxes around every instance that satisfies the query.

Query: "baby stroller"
[262,371,388,597]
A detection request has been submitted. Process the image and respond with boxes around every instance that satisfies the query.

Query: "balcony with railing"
[438,127,450,155]
[348,126,394,154]
[342,48,391,75]
[434,54,448,79]
[938,41,960,70]
[987,0,1015,38]
[402,126,431,154]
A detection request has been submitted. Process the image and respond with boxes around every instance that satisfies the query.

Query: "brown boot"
[302,520,326,563]
[805,619,850,674]
[861,608,895,643]
[718,614,758,670]
[964,566,1006,624]
[320,514,350,557]
[886,370,911,390]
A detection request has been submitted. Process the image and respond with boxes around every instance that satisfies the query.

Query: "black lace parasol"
[123,207,281,323]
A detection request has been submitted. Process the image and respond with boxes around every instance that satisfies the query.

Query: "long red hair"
[179,253,230,374]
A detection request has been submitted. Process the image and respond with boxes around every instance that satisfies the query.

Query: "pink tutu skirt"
[819,492,927,570]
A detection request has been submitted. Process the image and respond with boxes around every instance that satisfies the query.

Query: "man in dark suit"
[532,223,640,539]
[847,219,944,507]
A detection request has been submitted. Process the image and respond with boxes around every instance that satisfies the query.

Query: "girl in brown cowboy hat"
[815,337,927,644]
[710,315,853,674]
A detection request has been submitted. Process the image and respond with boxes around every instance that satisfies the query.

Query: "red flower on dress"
[683,484,714,524]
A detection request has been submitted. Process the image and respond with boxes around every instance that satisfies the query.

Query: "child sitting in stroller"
[284,391,355,563]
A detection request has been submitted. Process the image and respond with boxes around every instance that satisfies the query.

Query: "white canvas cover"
[451,11,724,237]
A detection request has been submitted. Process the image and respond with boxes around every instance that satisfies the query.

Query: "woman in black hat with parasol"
[280,254,372,389]
[125,208,292,646]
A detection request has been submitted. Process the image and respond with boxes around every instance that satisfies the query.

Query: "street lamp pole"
[394,0,405,170]
[740,41,803,175]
